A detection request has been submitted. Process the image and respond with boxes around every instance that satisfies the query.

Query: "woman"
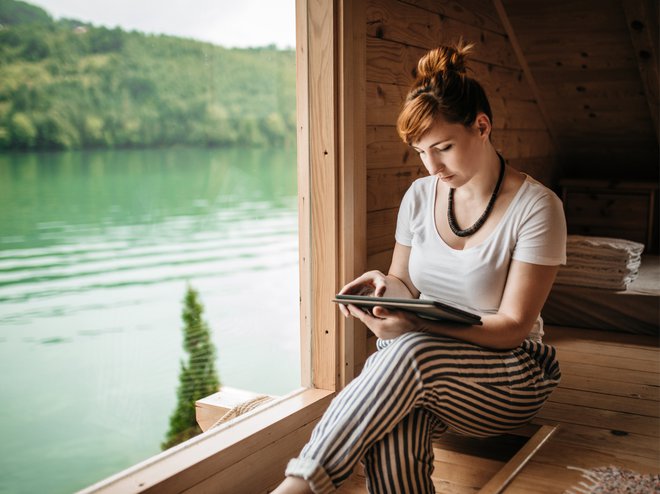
[274,42,566,494]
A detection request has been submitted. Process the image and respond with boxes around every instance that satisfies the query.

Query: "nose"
[423,153,444,175]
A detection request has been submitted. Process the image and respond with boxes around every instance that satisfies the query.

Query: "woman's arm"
[387,243,420,299]
[349,259,559,349]
[421,260,559,349]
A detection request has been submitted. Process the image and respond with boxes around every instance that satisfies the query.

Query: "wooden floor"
[337,325,660,493]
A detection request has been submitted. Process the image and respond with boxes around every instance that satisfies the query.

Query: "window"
[0,1,321,493]
[29,1,368,491]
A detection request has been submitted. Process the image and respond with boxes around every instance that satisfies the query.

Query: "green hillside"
[0,0,296,150]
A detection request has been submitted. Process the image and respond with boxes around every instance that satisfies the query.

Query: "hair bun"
[415,42,473,83]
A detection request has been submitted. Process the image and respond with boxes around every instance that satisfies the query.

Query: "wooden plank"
[524,436,660,472]
[557,361,659,388]
[338,0,368,389]
[366,208,398,255]
[544,325,660,349]
[403,0,505,34]
[366,250,392,272]
[556,373,660,401]
[532,416,660,461]
[536,76,646,100]
[478,425,558,494]
[502,461,595,494]
[511,33,637,72]
[533,66,644,85]
[433,449,505,490]
[492,0,558,150]
[366,37,533,100]
[186,419,317,493]
[556,347,660,374]
[507,156,559,188]
[367,165,425,211]
[366,0,518,69]
[366,125,415,169]
[544,327,660,361]
[491,129,555,159]
[548,387,660,417]
[621,0,659,139]
[536,401,660,437]
[296,0,312,389]
[81,390,333,494]
[308,0,339,391]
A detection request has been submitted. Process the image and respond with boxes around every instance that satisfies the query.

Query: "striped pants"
[285,332,561,493]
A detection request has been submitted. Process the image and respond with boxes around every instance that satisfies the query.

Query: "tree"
[162,285,220,450]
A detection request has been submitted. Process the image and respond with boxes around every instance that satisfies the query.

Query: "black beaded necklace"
[447,153,506,238]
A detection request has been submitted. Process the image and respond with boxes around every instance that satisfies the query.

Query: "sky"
[29,0,296,49]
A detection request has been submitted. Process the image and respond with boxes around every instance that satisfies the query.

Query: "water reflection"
[0,147,300,493]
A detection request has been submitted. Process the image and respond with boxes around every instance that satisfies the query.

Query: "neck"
[456,146,502,200]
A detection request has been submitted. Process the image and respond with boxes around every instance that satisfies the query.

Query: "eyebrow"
[412,138,452,149]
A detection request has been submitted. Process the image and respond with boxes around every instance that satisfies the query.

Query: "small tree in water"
[162,285,220,449]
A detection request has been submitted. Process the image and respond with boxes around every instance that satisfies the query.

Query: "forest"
[0,0,296,150]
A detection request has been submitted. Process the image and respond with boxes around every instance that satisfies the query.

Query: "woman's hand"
[346,304,424,340]
[339,270,390,297]
[337,270,416,317]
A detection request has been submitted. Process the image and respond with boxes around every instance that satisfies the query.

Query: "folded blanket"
[557,235,645,290]
[566,235,645,257]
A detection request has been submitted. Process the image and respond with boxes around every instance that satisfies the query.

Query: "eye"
[436,144,452,152]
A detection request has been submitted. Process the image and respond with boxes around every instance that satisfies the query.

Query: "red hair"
[396,42,493,144]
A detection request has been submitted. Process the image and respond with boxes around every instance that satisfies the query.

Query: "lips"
[440,175,454,182]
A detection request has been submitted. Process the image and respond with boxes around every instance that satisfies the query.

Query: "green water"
[0,147,300,494]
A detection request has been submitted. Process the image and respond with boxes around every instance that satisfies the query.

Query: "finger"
[338,303,349,317]
[372,305,391,318]
[374,282,386,297]
[347,304,367,321]
[339,277,371,295]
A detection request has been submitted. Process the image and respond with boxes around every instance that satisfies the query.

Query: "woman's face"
[411,115,489,188]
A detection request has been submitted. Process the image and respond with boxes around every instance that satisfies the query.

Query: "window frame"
[80,0,367,492]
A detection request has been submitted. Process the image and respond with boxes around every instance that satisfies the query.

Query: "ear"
[474,113,491,140]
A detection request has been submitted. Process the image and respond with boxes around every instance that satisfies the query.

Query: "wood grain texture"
[338,0,369,387]
[366,0,518,69]
[308,0,339,391]
[332,326,660,493]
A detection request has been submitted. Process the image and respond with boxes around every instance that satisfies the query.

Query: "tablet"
[333,294,482,325]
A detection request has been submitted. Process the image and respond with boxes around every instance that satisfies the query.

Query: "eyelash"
[417,145,452,155]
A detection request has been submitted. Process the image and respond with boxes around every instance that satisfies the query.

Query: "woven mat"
[564,466,660,494]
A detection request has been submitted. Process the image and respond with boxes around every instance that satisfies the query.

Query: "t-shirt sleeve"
[394,183,416,246]
[512,192,567,265]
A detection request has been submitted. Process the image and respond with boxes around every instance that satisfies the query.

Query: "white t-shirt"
[395,174,567,342]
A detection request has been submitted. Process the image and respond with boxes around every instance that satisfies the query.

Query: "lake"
[0,147,300,494]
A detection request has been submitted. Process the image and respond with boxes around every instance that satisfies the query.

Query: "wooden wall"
[352,0,559,372]
[363,0,558,273]
[502,0,659,179]
[350,0,659,374]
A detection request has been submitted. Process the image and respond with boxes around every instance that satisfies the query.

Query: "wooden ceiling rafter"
[491,0,559,151]
[621,0,660,143]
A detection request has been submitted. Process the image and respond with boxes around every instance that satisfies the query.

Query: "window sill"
[80,387,334,493]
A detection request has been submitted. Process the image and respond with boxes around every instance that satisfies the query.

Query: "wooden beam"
[492,0,559,150]
[80,389,334,494]
[307,0,340,391]
[296,0,312,389]
[338,0,368,388]
[478,424,558,494]
[621,0,660,142]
